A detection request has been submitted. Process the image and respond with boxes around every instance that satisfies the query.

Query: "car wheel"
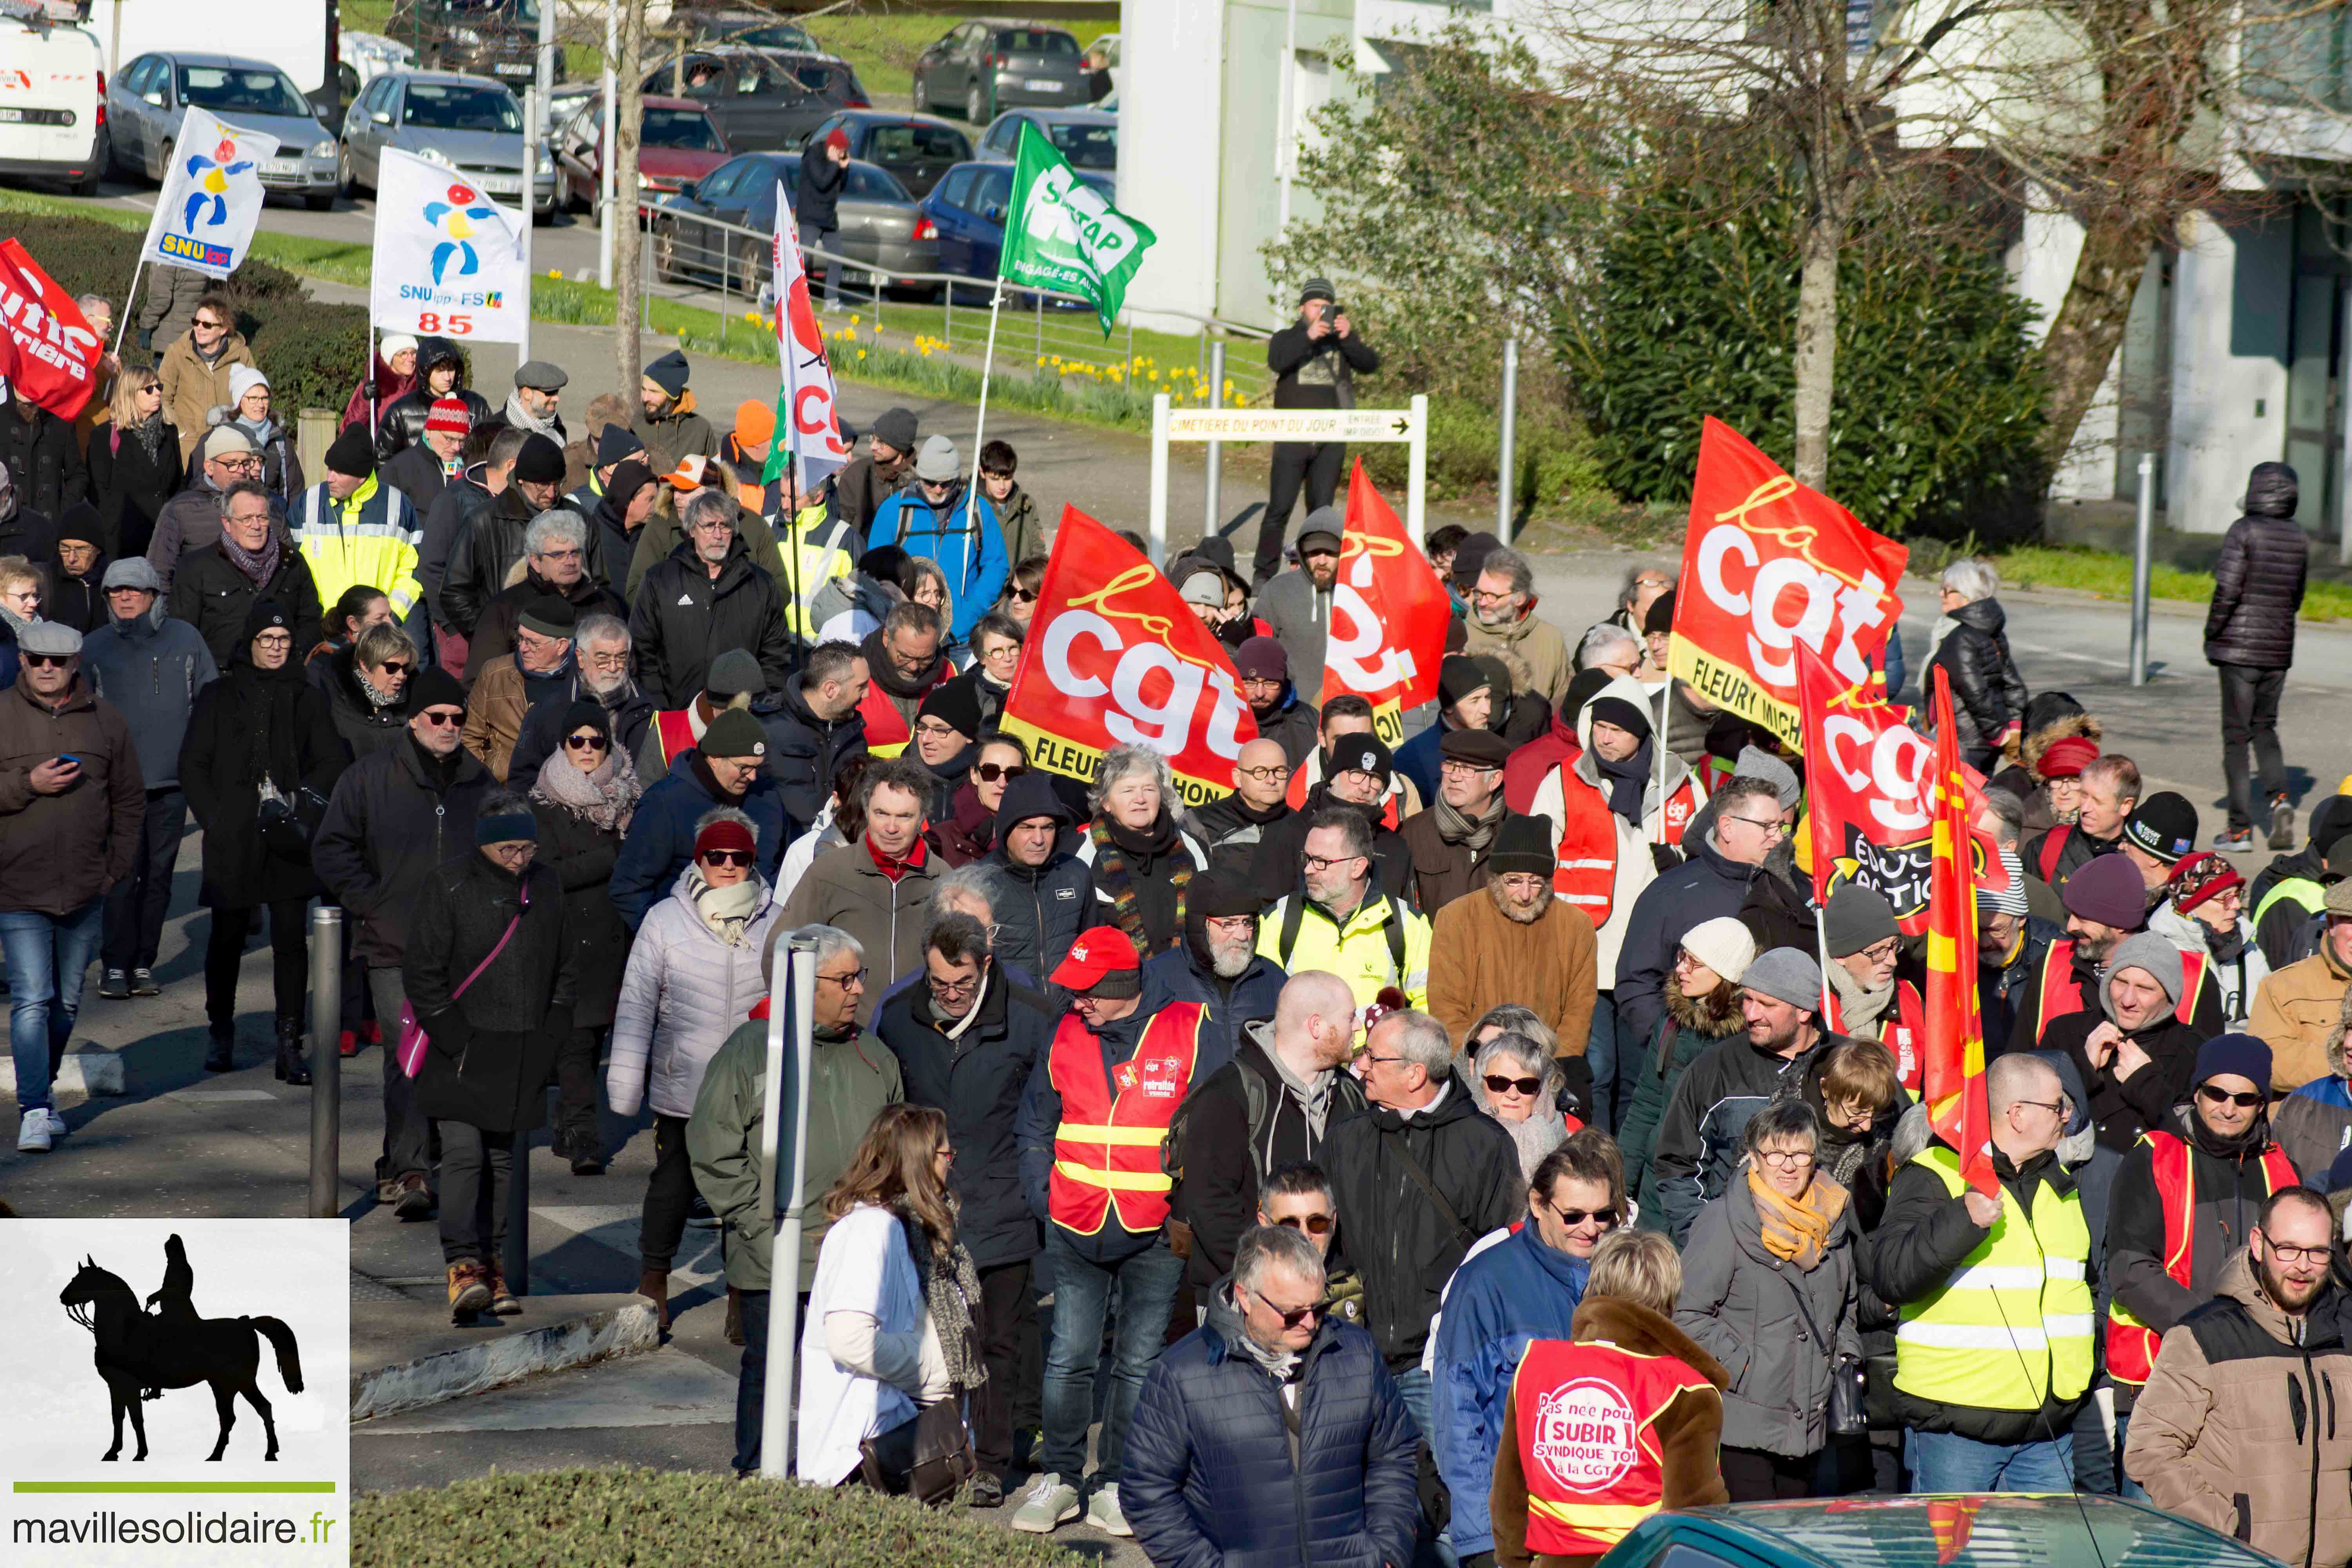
[77,132,106,195]
[731,235,766,297]
[965,83,984,123]
[653,224,680,284]
[304,190,333,211]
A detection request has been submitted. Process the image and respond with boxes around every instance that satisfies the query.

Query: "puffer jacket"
[609,751,789,928]
[1927,597,2029,760]
[2205,463,2310,670]
[606,867,782,1120]
[1621,984,1750,1220]
[2126,1253,2352,1568]
[371,339,494,461]
[2273,1006,2352,1180]
[2151,901,2272,1028]
[1122,1279,1420,1568]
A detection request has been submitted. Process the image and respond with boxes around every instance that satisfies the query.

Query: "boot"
[637,1266,670,1333]
[203,1022,234,1073]
[486,1266,522,1317]
[725,1286,743,1347]
[447,1261,492,1321]
[274,1017,310,1087]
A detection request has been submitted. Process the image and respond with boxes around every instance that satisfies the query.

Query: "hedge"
[352,1468,1088,1568]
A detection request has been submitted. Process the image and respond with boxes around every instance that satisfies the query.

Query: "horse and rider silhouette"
[58,1236,305,1463]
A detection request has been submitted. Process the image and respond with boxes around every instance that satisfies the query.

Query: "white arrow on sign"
[1164,407,1421,443]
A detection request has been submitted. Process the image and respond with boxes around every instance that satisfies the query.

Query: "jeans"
[102,788,184,972]
[2,898,105,1114]
[1905,1428,2076,1493]
[640,1113,695,1271]
[1254,439,1346,582]
[2111,1410,2149,1501]
[1390,1365,1456,1568]
[976,1258,1039,1476]
[1586,990,1622,1134]
[1040,1229,1183,1488]
[735,1287,773,1474]
[2218,664,2288,833]
[438,1119,515,1265]
[203,898,310,1026]
[370,967,434,1184]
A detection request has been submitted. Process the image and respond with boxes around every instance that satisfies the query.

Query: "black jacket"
[0,501,57,569]
[85,419,183,559]
[47,542,109,635]
[1650,1033,1836,1245]
[320,643,411,760]
[468,568,628,679]
[758,678,868,832]
[421,470,494,630]
[629,537,795,709]
[796,148,846,232]
[0,399,88,521]
[373,372,494,463]
[1267,320,1381,411]
[1613,830,1767,1049]
[379,441,454,519]
[178,652,350,909]
[1246,784,1408,908]
[1927,597,2029,757]
[504,677,655,796]
[1322,1072,1524,1368]
[2035,1005,2207,1154]
[406,853,575,1131]
[311,732,495,968]
[2204,464,2309,670]
[875,968,1055,1270]
[167,544,325,669]
[1196,789,1293,880]
[443,485,596,637]
[527,793,631,1028]
[1145,890,1287,1074]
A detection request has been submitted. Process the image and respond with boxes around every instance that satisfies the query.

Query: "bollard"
[1205,339,1225,540]
[2129,452,2154,687]
[307,906,343,1219]
[1497,336,1520,544]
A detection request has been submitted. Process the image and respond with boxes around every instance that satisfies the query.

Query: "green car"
[1600,1494,2281,1567]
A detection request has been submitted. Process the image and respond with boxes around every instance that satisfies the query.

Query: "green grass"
[0,184,378,285]
[1948,543,2352,622]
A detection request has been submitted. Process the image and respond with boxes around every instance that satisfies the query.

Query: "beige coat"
[1425,878,1597,1055]
[460,657,532,783]
[2249,948,2352,1093]
[156,329,255,463]
[777,840,942,1025]
[1459,607,1571,711]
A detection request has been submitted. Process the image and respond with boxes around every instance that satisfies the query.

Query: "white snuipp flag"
[139,105,277,279]
[368,147,528,343]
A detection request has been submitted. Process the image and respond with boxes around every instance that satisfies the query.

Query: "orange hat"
[664,453,711,492]
[735,399,776,447]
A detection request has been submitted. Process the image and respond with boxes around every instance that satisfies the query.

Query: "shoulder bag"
[397,883,531,1079]
[1778,1268,1867,1437]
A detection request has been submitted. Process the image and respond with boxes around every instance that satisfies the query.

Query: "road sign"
[1149,393,1428,563]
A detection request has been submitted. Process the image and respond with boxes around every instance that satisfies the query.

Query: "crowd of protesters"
[7,279,2352,1568]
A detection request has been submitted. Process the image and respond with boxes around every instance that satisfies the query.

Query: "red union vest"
[1047,1002,1207,1238]
[2105,1130,2298,1385]
[1510,1337,1719,1557]
[1824,978,1927,1091]
[652,708,700,769]
[859,681,917,759]
[1547,766,1699,922]
[2033,938,2207,1041]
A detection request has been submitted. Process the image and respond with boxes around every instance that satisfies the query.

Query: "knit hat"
[1440,728,1512,769]
[323,425,376,479]
[733,399,775,447]
[1437,654,1490,711]
[519,595,577,641]
[1324,735,1392,788]
[606,459,656,514]
[872,407,919,453]
[557,699,610,745]
[1978,847,2031,916]
[1178,568,1224,608]
[2192,1032,2272,1091]
[995,771,1074,835]
[2123,791,2199,865]
[913,434,960,483]
[916,679,982,741]
[514,359,568,391]
[693,815,758,861]
[1734,746,1802,810]
[1643,590,1676,637]
[1823,884,1900,958]
[426,396,472,436]
[1680,916,1757,985]
[2037,736,2099,779]
[241,599,291,649]
[643,348,691,397]
[1051,924,1143,996]
[512,433,566,485]
[102,557,160,593]
[705,648,764,700]
[55,503,100,547]
[2169,851,2246,915]
[1233,635,1288,684]
[2310,797,2352,858]
[380,332,419,362]
[2103,930,2184,1007]
[16,619,80,657]
[1490,813,1557,878]
[1296,507,1343,554]
[2062,853,2149,930]
[698,708,767,760]
[1299,276,1336,304]
[824,127,851,155]
[227,364,269,405]
[1559,666,1613,728]
[595,424,646,467]
[1586,694,1651,741]
[1188,868,1263,922]
[1741,947,1822,1012]
[409,666,467,714]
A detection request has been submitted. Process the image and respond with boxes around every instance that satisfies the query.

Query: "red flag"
[1000,505,1258,806]
[1924,664,1996,1196]
[0,240,103,420]
[1317,459,1451,746]
[1667,418,1906,750]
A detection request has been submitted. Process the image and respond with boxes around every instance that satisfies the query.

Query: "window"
[975,166,1012,217]
[643,107,723,152]
[1046,120,1116,169]
[722,22,815,52]
[697,157,751,201]
[402,83,523,133]
[177,66,312,119]
[996,29,1078,56]
[935,167,978,210]
[866,124,971,164]
[846,165,909,201]
[124,56,160,96]
[984,116,1020,154]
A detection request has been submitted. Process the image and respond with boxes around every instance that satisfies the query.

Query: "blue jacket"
[867,481,1006,642]
[1124,1279,1420,1568]
[1392,722,1444,812]
[609,750,787,929]
[1143,944,1284,1078]
[1430,1218,1590,1558]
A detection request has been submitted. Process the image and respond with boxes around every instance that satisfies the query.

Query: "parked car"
[911,21,1089,123]
[678,9,819,54]
[651,151,938,299]
[919,157,1111,299]
[340,70,557,219]
[553,93,729,215]
[639,47,865,152]
[1606,1495,2278,1568]
[1082,33,1118,101]
[108,53,339,209]
[800,109,971,198]
[385,0,546,89]
[975,107,1115,170]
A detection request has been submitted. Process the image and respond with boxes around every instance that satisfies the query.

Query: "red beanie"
[2169,851,2246,914]
[2037,736,2099,780]
[825,128,850,155]
[694,817,758,861]
[426,396,473,436]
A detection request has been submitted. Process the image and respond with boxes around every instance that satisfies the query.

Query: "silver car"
[339,69,557,220]
[107,53,340,210]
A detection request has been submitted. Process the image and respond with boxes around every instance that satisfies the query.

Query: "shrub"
[352,1468,1088,1568]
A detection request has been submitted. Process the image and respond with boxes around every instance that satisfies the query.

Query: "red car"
[552,94,730,216]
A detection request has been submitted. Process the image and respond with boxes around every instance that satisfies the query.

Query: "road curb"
[0,1041,124,1100]
[349,1296,661,1423]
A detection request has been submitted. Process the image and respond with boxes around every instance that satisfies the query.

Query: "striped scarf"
[1089,814,1194,956]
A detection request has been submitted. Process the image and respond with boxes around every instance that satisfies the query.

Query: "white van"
[0,11,105,193]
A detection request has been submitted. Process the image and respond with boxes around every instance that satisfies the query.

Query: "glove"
[1649,842,1687,873]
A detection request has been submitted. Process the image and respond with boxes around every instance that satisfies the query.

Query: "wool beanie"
[917,679,983,741]
[699,708,768,760]
[2062,854,2149,931]
[2169,851,2245,915]
[323,425,376,479]
[1978,848,2031,917]
[1490,814,1557,877]
[1741,947,1822,1012]
[409,666,467,714]
[705,649,764,701]
[1586,694,1651,741]
[1234,635,1289,685]
[426,396,473,436]
[694,815,759,861]
[1823,884,1900,958]
[1324,735,1393,789]
[512,433,566,485]
[873,407,919,453]
[1734,746,1802,810]
[595,424,646,466]
[2037,736,2099,779]
[1680,916,1757,985]
[1559,666,1613,728]
[2192,1033,2272,1091]
[1437,654,1490,711]
[2103,930,2185,1008]
[2123,791,2200,866]
[1188,869,1263,921]
[1643,590,1676,637]
[644,348,691,397]
[519,595,577,641]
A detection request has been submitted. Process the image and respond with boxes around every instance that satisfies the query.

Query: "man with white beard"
[499,614,655,794]
[1144,868,1288,1074]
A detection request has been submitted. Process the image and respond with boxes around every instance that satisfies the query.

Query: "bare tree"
[612,0,650,394]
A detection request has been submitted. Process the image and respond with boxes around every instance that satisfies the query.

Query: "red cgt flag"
[1317,458,1451,746]
[0,240,103,421]
[1000,505,1258,807]
[1924,664,1996,1196]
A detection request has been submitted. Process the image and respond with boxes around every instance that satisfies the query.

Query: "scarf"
[1595,739,1653,825]
[126,411,169,463]
[867,833,928,883]
[1825,959,1895,1042]
[1434,791,1506,852]
[687,865,765,945]
[1090,812,1194,956]
[232,414,280,456]
[916,965,991,1043]
[530,744,642,835]
[860,627,945,702]
[355,666,403,711]
[503,391,560,439]
[901,1203,987,1394]
[0,597,33,638]
[1227,1282,1303,1381]
[218,526,281,589]
[1747,1166,1848,1271]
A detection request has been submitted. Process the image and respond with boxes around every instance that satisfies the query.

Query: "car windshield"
[177,66,312,120]
[866,124,969,163]
[724,24,813,51]
[847,165,909,201]
[1047,121,1115,169]
[439,0,538,22]
[790,63,845,95]
[643,107,722,151]
[998,29,1077,56]
[403,83,523,133]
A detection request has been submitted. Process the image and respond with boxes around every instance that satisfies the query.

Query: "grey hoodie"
[79,602,218,789]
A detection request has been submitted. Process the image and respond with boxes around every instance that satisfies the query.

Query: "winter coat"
[2034,999,2205,1154]
[777,837,942,1022]
[610,751,788,928]
[1247,785,1409,908]
[2250,950,2352,1094]
[0,676,144,915]
[1396,803,1516,918]
[80,603,217,790]
[608,868,782,1120]
[379,441,454,519]
[48,546,108,635]
[831,452,911,539]
[85,418,182,559]
[1461,607,1572,713]
[405,853,576,1131]
[156,329,254,464]
[1079,811,1211,956]
[1267,318,1381,410]
[374,384,494,464]
[630,390,720,480]
[758,677,868,833]
[1426,879,1598,1057]
[874,967,1055,1269]
[867,482,1007,643]
[1926,597,2028,761]
[2151,901,2272,1028]
[2274,1051,2352,1186]
[319,644,410,760]
[167,544,324,670]
[421,471,494,630]
[1621,985,1752,1222]
[466,568,626,679]
[626,494,789,603]
[137,264,208,354]
[1673,1176,1863,1457]
[0,400,89,522]
[629,537,795,709]
[1255,568,1331,693]
[458,653,575,784]
[995,482,1044,569]
[795,148,844,232]
[1124,1281,1420,1568]
[2126,1254,2352,1568]
[528,793,632,1028]
[985,833,1095,983]
[506,678,655,796]
[0,505,57,586]
[143,485,232,590]
[1431,1216,1591,1560]
[1982,915,2063,1056]
[1197,789,1294,879]
[177,655,349,908]
[1323,1072,1526,1368]
[232,417,303,511]
[310,734,495,968]
[1650,1033,1837,1246]
[1612,830,1766,1049]
[2205,464,2310,670]
[442,485,597,636]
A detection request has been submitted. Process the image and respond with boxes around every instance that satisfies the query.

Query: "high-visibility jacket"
[650,706,702,770]
[2253,875,2325,935]
[288,474,423,619]
[859,679,918,759]
[1894,1145,2094,1412]
[2032,937,2207,1040]
[1258,889,1431,1011]
[1825,978,1926,1092]
[2104,1129,2298,1386]
[1046,1002,1207,1238]
[775,503,856,640]
[1508,1336,1719,1557]
[1534,765,1700,926]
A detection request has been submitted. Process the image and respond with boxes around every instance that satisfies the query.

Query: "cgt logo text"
[397,285,501,307]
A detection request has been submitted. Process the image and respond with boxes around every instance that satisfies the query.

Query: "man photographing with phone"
[1,619,145,1153]
[1254,278,1381,586]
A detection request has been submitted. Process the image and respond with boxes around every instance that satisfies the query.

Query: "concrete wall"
[2168,208,2293,535]
[1117,0,1228,327]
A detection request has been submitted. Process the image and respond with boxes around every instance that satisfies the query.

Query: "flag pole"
[112,259,143,361]
[962,276,1007,593]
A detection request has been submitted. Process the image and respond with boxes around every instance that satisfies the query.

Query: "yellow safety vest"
[1894,1145,2093,1412]
[777,503,854,639]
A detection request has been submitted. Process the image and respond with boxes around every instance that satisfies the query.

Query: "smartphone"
[54,755,80,767]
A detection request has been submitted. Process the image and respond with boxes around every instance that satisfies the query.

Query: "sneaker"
[1010,1472,1080,1534]
[338,1031,358,1058]
[2212,828,2254,852]
[486,1269,523,1316]
[1085,1483,1132,1537]
[395,1173,436,1221]
[2270,795,2298,852]
[97,969,129,1000]
[376,1178,403,1206]
[362,1019,383,1046]
[42,1109,67,1140]
[16,1108,52,1153]
[130,968,160,996]
[967,1470,1004,1508]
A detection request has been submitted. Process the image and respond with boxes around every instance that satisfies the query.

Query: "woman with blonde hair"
[87,367,182,559]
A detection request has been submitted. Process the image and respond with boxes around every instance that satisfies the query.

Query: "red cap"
[825,127,850,154]
[694,817,758,862]
[426,396,473,436]
[1050,925,1142,989]
[2036,736,2100,779]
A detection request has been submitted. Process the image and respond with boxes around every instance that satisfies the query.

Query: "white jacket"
[606,868,783,1119]
[798,1203,938,1485]
[2149,901,2272,1029]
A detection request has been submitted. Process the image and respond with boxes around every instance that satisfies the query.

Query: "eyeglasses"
[537,547,584,562]
[975,762,1026,783]
[21,652,71,669]
[1272,1212,1334,1236]
[2197,1085,2267,1110]
[1361,1052,1405,1070]
[417,710,464,728]
[1855,937,1901,964]
[818,967,868,989]
[701,849,755,868]
[2267,1241,2334,1265]
[1238,763,1293,782]
[253,633,293,648]
[565,733,609,752]
[928,971,984,998]
[1725,815,1788,839]
[980,643,1020,662]
[1485,1073,1543,1097]
[2010,1098,2066,1117]
[1248,1287,1320,1329]
[585,650,631,671]
[376,660,411,676]
[192,316,225,331]
[934,1143,956,1163]
[213,456,263,472]
[1441,759,1501,778]
[1544,1202,1621,1228]
[1301,852,1364,875]
[1757,1149,1815,1170]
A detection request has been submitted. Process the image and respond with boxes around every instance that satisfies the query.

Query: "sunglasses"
[377,660,411,675]
[1485,1073,1543,1097]
[1548,1204,1621,1227]
[1249,1288,1320,1329]
[975,762,1027,783]
[1009,588,1038,603]
[565,733,610,751]
[701,849,755,868]
[21,652,71,669]
[2197,1085,2266,1110]
[1272,1212,1334,1236]
[417,710,463,728]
